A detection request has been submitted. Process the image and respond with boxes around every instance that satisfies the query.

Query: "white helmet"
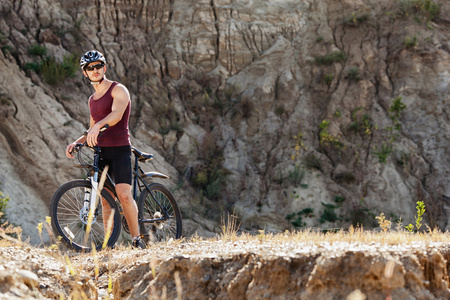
[80,50,106,70]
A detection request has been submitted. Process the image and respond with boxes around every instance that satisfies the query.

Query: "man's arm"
[86,84,130,146]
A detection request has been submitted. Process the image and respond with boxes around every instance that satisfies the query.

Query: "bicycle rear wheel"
[50,180,121,252]
[138,183,182,243]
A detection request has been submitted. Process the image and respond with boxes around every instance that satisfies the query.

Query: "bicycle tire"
[138,183,182,243]
[50,180,121,252]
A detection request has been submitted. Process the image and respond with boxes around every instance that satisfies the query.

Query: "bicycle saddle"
[131,146,153,162]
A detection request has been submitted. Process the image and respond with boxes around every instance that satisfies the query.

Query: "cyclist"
[65,50,144,249]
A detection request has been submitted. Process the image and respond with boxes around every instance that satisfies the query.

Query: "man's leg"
[115,183,140,238]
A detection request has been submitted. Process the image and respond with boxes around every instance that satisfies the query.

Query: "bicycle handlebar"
[70,125,109,154]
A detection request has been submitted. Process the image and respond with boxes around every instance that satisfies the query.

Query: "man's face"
[83,61,105,82]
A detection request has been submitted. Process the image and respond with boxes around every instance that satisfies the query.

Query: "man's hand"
[86,124,101,147]
[66,143,77,158]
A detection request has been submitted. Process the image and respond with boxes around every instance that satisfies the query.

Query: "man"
[65,50,144,249]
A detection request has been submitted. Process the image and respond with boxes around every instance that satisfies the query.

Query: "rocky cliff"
[0,0,449,243]
[1,233,449,299]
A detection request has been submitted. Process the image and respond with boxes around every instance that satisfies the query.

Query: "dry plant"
[219,212,240,241]
[0,212,23,247]
[375,213,392,232]
[212,225,450,246]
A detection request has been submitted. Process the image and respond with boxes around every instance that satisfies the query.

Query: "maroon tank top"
[89,81,131,147]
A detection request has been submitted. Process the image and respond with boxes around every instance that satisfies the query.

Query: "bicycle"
[49,134,182,252]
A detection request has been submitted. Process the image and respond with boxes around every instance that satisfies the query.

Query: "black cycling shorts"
[99,145,132,185]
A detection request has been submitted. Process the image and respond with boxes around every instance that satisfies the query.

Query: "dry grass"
[242,226,449,245]
[0,212,23,247]
[1,220,449,299]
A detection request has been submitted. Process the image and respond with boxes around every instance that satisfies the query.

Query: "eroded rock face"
[0,0,449,242]
[110,240,450,300]
[0,241,449,300]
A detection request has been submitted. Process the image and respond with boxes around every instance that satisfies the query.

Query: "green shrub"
[28,44,47,56]
[347,66,361,81]
[333,110,341,118]
[0,191,10,222]
[388,96,407,130]
[373,143,393,163]
[334,171,356,184]
[274,105,285,117]
[194,167,230,200]
[25,61,41,72]
[320,202,341,223]
[350,205,376,227]
[303,153,322,171]
[319,120,344,149]
[40,53,78,85]
[395,0,441,21]
[314,51,346,66]
[414,0,441,21]
[287,165,308,188]
[192,134,231,201]
[348,107,373,136]
[334,195,346,203]
[1,45,13,55]
[323,74,334,85]
[403,36,418,48]
[406,201,426,232]
[344,13,369,26]
[286,208,314,228]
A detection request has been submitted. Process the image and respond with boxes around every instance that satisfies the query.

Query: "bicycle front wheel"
[50,180,121,252]
[138,183,182,243]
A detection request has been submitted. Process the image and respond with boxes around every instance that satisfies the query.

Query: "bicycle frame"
[83,145,173,225]
[131,151,173,223]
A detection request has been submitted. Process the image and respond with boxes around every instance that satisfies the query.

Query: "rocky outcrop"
[2,238,449,300]
[0,0,449,243]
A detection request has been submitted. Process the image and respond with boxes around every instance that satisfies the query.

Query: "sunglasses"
[85,63,105,71]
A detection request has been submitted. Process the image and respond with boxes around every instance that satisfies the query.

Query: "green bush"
[373,143,393,163]
[347,67,361,81]
[194,167,230,200]
[314,51,346,66]
[323,74,334,85]
[303,153,322,171]
[320,202,341,223]
[403,36,418,48]
[1,45,13,55]
[344,13,369,26]
[414,0,441,21]
[28,44,47,56]
[24,61,41,72]
[40,53,78,85]
[0,191,10,222]
[274,105,285,117]
[395,0,441,21]
[286,208,314,228]
[348,107,373,136]
[334,171,356,184]
[334,195,346,203]
[319,120,344,149]
[288,165,306,187]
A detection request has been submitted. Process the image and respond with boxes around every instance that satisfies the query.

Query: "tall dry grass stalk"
[102,209,115,250]
[219,212,240,241]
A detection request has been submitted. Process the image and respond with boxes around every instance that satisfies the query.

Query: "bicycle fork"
[82,146,102,224]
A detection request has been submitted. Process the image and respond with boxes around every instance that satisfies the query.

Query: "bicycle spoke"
[139,183,181,243]
[51,180,120,251]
